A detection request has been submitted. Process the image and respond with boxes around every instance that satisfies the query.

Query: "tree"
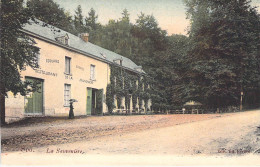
[89,9,137,59]
[74,5,86,33]
[131,13,168,68]
[130,13,171,112]
[121,8,130,22]
[85,8,99,32]
[84,8,102,43]
[184,0,260,108]
[0,0,40,125]
[161,35,190,108]
[26,0,75,34]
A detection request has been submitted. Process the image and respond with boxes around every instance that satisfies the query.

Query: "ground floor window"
[64,84,71,106]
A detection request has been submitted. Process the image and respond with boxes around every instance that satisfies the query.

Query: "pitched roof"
[22,20,145,74]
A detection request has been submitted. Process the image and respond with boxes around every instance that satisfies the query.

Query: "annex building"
[5,20,151,123]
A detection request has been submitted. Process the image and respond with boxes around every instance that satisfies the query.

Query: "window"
[114,76,117,86]
[122,76,125,89]
[90,65,95,80]
[113,58,123,65]
[36,53,40,67]
[64,84,71,106]
[56,37,65,44]
[55,34,69,45]
[65,57,71,74]
[64,37,68,45]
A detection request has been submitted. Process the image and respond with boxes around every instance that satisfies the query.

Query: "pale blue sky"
[53,0,260,35]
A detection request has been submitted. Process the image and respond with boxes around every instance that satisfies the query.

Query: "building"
[5,20,151,123]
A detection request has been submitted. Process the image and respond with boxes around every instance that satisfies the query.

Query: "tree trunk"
[0,0,6,126]
[0,82,6,126]
[0,17,6,125]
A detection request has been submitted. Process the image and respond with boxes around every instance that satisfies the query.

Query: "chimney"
[79,33,89,42]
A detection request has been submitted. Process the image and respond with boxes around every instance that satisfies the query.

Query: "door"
[96,89,103,115]
[91,89,96,115]
[25,77,43,114]
[86,88,92,115]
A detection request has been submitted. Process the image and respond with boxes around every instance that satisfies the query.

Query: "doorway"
[86,88,103,115]
[24,77,44,115]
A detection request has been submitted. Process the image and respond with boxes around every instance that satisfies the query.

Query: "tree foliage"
[85,8,100,32]
[27,0,75,34]
[0,0,40,124]
[74,5,86,33]
[183,0,260,108]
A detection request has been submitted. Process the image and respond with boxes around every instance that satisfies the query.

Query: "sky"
[53,0,260,35]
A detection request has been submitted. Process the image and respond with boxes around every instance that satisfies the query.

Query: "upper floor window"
[36,53,40,67]
[65,57,71,74]
[134,66,143,73]
[113,58,123,66]
[55,33,69,45]
[64,38,68,45]
[122,76,125,89]
[90,64,95,80]
[114,76,117,86]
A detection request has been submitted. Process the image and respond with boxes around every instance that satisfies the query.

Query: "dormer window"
[113,57,123,65]
[65,38,68,45]
[55,33,69,45]
[134,66,143,73]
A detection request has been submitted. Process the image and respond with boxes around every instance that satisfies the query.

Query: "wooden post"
[240,91,243,111]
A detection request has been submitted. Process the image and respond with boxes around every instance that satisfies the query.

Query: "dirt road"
[1,113,229,152]
[1,110,260,166]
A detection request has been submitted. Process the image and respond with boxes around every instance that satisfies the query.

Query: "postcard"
[1,0,260,166]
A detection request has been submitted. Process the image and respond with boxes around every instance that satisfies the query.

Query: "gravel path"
[1,113,228,152]
[31,110,260,155]
[1,110,260,166]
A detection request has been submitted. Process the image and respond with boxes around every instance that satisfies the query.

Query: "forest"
[25,0,260,111]
[2,0,260,113]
